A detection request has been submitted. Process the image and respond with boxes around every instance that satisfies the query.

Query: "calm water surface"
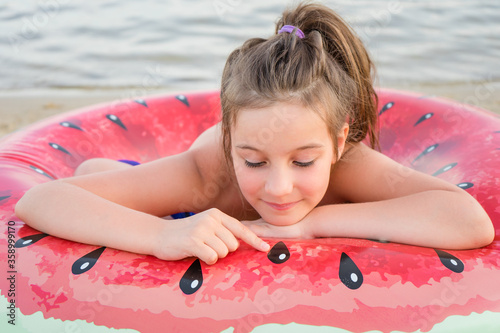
[1,0,499,93]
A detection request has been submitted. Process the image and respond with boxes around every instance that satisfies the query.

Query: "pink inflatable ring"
[1,89,499,332]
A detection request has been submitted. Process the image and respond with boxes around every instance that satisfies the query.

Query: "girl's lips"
[264,200,301,211]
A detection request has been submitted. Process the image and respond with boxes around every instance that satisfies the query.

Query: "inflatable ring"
[1,90,499,332]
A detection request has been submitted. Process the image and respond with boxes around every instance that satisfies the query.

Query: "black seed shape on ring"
[60,121,83,131]
[29,165,54,179]
[106,114,127,130]
[435,249,464,273]
[414,112,434,126]
[134,99,148,107]
[432,162,458,176]
[71,247,106,275]
[176,95,190,107]
[339,253,363,290]
[49,142,72,155]
[267,241,291,264]
[15,233,49,248]
[413,144,439,163]
[180,259,203,295]
[457,182,473,189]
[378,101,394,116]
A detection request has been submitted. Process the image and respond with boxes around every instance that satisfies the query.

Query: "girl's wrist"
[300,208,319,239]
[303,205,336,239]
[130,214,171,259]
[149,218,174,259]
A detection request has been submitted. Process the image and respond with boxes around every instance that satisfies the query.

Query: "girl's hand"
[153,208,270,265]
[242,215,314,239]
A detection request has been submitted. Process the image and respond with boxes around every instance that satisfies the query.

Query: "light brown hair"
[221,2,378,164]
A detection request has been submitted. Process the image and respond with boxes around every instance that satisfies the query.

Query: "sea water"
[1,0,499,93]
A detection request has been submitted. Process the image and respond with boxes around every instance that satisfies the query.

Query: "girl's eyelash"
[244,160,315,168]
[294,160,315,167]
[245,160,265,168]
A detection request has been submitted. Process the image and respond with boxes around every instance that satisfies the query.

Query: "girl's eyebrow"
[235,143,325,152]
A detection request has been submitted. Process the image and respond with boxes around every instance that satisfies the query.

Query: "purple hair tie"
[278,25,305,39]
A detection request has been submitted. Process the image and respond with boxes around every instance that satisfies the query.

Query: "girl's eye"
[245,160,265,168]
[294,160,314,168]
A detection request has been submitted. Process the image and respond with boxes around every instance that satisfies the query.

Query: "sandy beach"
[0,90,132,138]
[1,82,499,139]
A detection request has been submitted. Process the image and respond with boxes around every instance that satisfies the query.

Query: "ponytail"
[221,2,379,165]
[278,3,379,149]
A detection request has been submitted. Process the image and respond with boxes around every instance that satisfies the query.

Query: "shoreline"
[1,82,499,138]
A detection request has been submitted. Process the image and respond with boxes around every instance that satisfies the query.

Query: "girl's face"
[231,101,348,226]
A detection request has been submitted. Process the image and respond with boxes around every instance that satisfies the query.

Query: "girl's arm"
[244,144,494,249]
[305,190,492,249]
[15,140,269,264]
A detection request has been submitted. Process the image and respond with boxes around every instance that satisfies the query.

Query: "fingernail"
[261,242,270,251]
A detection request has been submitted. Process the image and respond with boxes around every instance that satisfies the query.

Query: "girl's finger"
[193,243,219,265]
[214,225,240,252]
[222,216,270,252]
[204,235,230,260]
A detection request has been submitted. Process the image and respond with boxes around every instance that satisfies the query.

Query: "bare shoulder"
[329,142,463,203]
[188,123,232,185]
[188,124,245,215]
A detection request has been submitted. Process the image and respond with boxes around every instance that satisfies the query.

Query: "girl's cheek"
[299,167,330,196]
[236,169,261,197]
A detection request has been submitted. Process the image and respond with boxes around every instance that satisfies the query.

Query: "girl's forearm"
[15,180,164,256]
[309,190,494,249]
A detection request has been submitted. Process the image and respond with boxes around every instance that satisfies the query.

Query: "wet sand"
[0,90,130,138]
[1,82,499,139]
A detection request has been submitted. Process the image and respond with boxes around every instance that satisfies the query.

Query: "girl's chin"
[251,200,313,226]
[258,211,305,227]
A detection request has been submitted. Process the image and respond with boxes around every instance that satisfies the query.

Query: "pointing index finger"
[224,217,270,252]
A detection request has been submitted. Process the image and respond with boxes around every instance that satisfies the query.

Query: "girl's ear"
[334,123,349,162]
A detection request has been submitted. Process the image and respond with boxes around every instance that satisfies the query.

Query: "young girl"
[15,2,494,265]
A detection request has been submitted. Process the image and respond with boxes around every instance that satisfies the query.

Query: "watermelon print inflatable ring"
[1,89,500,332]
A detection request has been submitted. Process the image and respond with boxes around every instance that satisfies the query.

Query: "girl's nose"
[264,167,293,197]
